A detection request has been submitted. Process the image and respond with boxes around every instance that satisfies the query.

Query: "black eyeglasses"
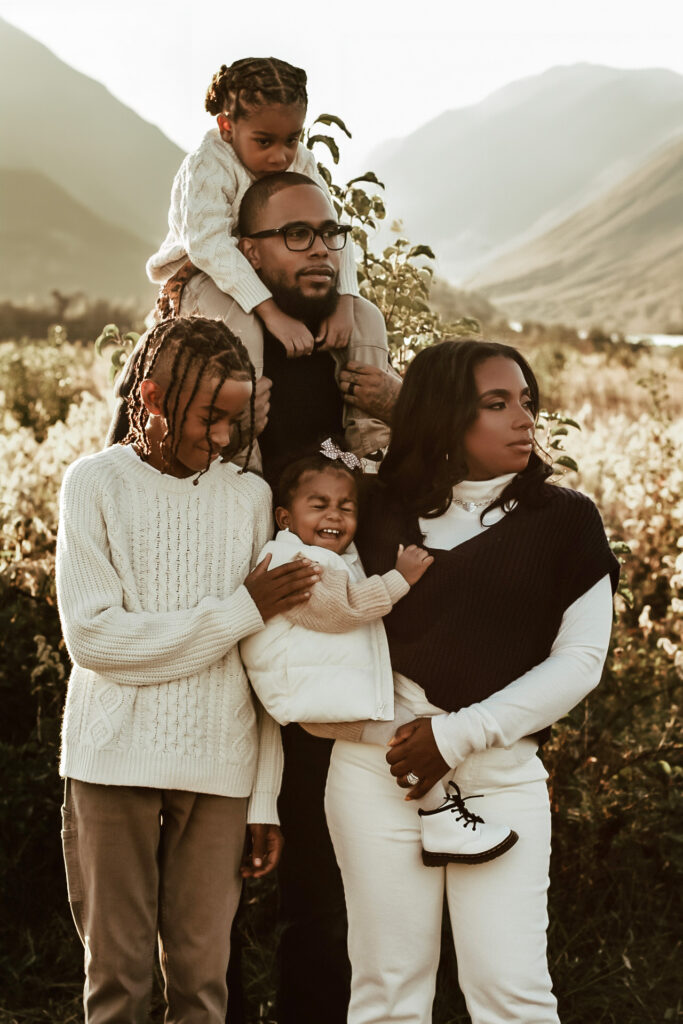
[244,222,352,252]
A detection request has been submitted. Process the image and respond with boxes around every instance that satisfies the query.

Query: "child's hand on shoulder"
[395,544,434,586]
[257,299,315,357]
[316,294,353,350]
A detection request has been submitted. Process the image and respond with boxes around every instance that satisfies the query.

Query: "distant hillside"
[369,64,683,280]
[466,136,683,333]
[0,169,156,304]
[0,16,184,247]
[429,279,505,328]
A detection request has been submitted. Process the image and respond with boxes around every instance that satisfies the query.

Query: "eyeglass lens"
[284,226,347,251]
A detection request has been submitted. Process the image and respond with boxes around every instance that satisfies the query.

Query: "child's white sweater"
[56,444,281,824]
[147,130,359,314]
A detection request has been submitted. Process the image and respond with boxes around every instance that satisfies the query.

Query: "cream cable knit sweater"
[147,130,360,314]
[56,444,281,824]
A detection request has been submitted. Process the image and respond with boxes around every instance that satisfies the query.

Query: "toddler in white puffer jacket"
[241,441,518,864]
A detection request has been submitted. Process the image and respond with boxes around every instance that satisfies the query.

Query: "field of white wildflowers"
[1,334,681,1024]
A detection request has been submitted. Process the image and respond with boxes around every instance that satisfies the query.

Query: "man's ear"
[239,236,261,270]
[139,379,166,416]
[274,506,291,531]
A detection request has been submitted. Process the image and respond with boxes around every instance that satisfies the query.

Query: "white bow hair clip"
[319,438,362,471]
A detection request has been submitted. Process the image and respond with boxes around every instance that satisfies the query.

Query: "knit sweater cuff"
[229,274,272,315]
[382,569,411,605]
[247,790,280,826]
[223,584,267,643]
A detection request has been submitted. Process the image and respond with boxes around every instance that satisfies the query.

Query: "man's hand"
[245,554,320,621]
[256,299,315,357]
[386,718,450,801]
[316,294,353,350]
[339,361,402,424]
[240,823,284,878]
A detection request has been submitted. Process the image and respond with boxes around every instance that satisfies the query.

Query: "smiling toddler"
[240,440,518,863]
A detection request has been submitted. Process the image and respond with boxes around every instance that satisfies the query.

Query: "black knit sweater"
[355,478,620,714]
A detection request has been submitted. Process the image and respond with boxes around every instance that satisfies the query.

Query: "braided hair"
[205,57,308,120]
[121,317,257,480]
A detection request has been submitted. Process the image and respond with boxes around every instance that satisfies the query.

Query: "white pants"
[325,740,560,1024]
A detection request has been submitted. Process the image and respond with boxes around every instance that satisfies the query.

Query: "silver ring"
[406,771,420,786]
[348,381,357,396]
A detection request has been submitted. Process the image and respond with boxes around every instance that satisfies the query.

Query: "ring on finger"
[348,381,357,396]
[406,771,420,786]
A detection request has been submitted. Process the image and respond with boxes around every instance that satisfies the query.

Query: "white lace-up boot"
[419,782,518,866]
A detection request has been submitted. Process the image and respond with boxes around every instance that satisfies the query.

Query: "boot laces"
[443,782,484,831]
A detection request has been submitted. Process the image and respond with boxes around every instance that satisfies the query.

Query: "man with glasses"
[234,173,393,1023]
[237,173,392,482]
[138,171,397,484]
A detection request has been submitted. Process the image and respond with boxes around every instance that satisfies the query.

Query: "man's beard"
[270,281,339,331]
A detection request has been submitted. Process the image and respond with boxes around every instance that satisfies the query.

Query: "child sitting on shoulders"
[147,56,359,356]
[240,441,518,864]
[56,316,321,1022]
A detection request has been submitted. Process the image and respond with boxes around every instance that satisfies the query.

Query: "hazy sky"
[2,0,682,177]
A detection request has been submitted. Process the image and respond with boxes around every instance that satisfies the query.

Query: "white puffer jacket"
[241,530,408,726]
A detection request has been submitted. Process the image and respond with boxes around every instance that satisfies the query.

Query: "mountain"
[0,16,184,247]
[466,137,683,332]
[0,169,156,304]
[369,64,683,280]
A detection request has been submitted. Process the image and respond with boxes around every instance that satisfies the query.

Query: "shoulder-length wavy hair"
[378,339,553,518]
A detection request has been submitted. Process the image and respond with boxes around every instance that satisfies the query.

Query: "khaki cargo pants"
[62,778,247,1023]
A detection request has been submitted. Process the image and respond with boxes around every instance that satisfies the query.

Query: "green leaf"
[610,541,631,555]
[553,455,579,472]
[352,227,369,252]
[373,198,386,220]
[306,134,340,164]
[95,325,121,356]
[407,244,436,260]
[456,316,481,333]
[346,171,385,189]
[317,164,332,186]
[312,113,352,138]
[550,425,569,436]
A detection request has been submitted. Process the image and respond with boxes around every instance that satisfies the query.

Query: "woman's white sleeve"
[430,574,614,767]
[175,151,272,313]
[56,465,266,687]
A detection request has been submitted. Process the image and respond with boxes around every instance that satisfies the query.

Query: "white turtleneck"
[393,473,614,767]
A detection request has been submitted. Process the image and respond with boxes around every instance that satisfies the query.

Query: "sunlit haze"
[1,0,681,177]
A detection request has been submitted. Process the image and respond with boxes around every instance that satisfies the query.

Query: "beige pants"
[62,779,247,1024]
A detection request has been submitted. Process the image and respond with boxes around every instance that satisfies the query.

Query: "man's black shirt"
[258,328,344,487]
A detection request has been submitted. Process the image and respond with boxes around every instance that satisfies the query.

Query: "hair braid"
[205,56,307,119]
[120,317,257,479]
